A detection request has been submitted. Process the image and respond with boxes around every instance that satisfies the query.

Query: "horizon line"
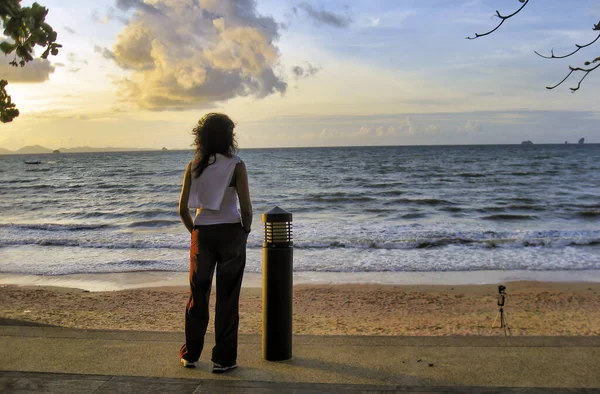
[1,142,597,155]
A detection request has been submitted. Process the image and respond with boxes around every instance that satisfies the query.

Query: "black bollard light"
[261,206,293,361]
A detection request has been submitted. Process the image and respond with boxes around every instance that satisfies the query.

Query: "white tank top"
[194,187,241,225]
[188,154,240,210]
[189,153,242,226]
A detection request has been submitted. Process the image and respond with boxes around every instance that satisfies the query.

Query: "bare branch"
[546,62,600,91]
[535,34,600,59]
[545,69,576,90]
[466,0,530,40]
[568,62,600,92]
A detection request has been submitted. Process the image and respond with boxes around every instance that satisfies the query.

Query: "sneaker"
[212,362,237,373]
[180,358,197,368]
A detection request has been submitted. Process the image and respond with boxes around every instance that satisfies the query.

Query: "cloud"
[293,3,352,28]
[457,120,482,133]
[91,7,127,24]
[397,116,417,135]
[95,46,116,61]
[358,126,371,135]
[107,0,287,110]
[0,59,55,83]
[319,127,343,138]
[381,126,397,136]
[394,117,439,135]
[67,52,88,65]
[357,125,396,137]
[115,0,161,14]
[291,62,321,79]
[94,45,133,69]
[425,124,440,134]
[91,8,112,24]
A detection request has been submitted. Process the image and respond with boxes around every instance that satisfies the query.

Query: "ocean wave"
[513,197,537,203]
[293,266,600,273]
[2,178,39,184]
[127,171,159,177]
[385,198,455,206]
[401,212,427,219]
[1,230,599,251]
[580,203,600,209]
[507,205,547,211]
[456,172,486,178]
[440,206,464,212]
[477,207,506,213]
[482,214,538,220]
[0,223,113,231]
[105,259,167,266]
[0,238,188,249]
[577,210,600,218]
[291,235,600,250]
[377,190,406,197]
[25,168,51,172]
[305,195,375,203]
[128,219,180,228]
[364,208,396,213]
[369,182,405,189]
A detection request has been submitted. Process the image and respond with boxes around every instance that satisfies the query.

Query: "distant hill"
[57,146,154,153]
[15,145,54,154]
[0,145,157,155]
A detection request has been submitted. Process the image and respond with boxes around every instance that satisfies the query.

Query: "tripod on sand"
[489,285,511,336]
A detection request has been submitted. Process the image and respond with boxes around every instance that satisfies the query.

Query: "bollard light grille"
[262,206,293,248]
[264,222,292,245]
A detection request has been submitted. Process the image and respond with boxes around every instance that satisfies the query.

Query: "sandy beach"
[1,281,599,336]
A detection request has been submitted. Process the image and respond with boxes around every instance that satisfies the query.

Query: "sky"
[1,0,599,150]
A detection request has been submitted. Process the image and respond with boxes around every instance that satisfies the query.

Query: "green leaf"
[0,40,17,54]
[29,3,48,22]
[1,79,20,123]
[4,16,21,36]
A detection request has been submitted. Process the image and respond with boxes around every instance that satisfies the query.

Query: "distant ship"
[521,140,533,145]
[578,138,585,144]
[53,150,60,154]
[162,147,168,151]
[24,161,42,164]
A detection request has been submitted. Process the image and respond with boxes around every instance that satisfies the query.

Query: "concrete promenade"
[1,322,599,393]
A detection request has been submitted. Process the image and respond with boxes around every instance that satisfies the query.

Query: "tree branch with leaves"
[468,0,600,92]
[1,0,61,123]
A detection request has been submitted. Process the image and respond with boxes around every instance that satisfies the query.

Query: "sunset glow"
[1,0,599,150]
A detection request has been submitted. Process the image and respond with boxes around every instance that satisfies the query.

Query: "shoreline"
[1,270,600,292]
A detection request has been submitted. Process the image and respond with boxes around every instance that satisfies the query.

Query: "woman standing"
[178,113,252,373]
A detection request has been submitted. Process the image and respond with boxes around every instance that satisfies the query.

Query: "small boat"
[24,161,42,165]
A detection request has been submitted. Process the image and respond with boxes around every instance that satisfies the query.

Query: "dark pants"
[179,223,246,365]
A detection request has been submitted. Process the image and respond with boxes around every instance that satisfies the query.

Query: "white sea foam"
[1,146,599,278]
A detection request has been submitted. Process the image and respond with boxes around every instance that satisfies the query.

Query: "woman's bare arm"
[178,161,194,234]
[235,161,253,234]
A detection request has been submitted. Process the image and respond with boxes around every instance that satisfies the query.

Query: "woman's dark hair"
[192,113,237,178]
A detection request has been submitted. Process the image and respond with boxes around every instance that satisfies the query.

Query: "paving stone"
[1,376,106,393]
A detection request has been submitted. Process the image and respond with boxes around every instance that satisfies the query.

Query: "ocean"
[1,145,599,283]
